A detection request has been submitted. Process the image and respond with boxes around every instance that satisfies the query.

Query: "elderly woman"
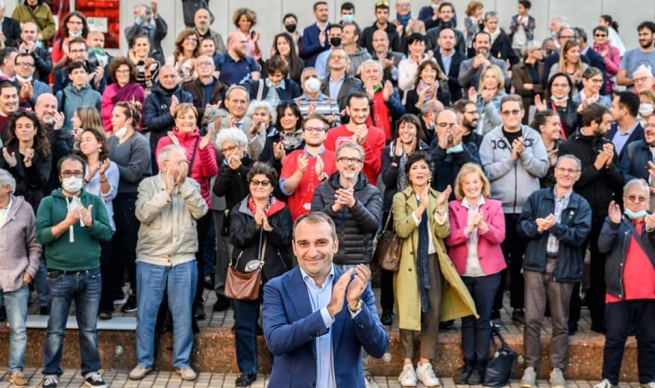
[156,103,218,320]
[483,11,519,67]
[0,111,52,213]
[78,127,120,320]
[512,41,545,124]
[229,163,292,387]
[471,65,506,134]
[213,128,253,212]
[393,151,477,387]
[0,169,41,387]
[639,90,655,125]
[573,67,612,110]
[595,179,655,388]
[166,29,202,83]
[101,57,146,133]
[128,34,161,94]
[379,114,430,325]
[107,101,152,313]
[446,163,506,385]
[548,40,588,97]
[233,8,262,62]
[246,100,276,138]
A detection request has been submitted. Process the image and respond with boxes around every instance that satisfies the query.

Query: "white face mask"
[70,30,83,38]
[61,177,84,194]
[114,127,128,139]
[639,103,654,117]
[304,77,321,94]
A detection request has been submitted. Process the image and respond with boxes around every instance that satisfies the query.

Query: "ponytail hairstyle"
[600,15,619,32]
[115,100,143,130]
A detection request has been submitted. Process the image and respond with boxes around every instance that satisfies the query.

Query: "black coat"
[311,172,382,265]
[380,141,430,212]
[489,30,519,67]
[598,216,655,299]
[517,187,592,283]
[558,130,623,217]
[142,83,193,153]
[430,138,481,196]
[213,155,253,211]
[434,50,466,103]
[229,198,293,284]
[1,17,22,47]
[0,141,51,212]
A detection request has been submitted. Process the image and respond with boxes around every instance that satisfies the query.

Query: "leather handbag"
[225,232,266,301]
[483,330,517,388]
[374,212,402,272]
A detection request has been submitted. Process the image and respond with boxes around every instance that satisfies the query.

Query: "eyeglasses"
[559,35,575,40]
[627,195,648,203]
[555,167,580,174]
[594,34,607,37]
[61,170,84,178]
[463,110,479,115]
[588,78,604,83]
[115,69,130,74]
[634,76,651,83]
[304,126,326,133]
[337,157,363,164]
[436,122,456,129]
[221,145,238,153]
[501,109,521,116]
[196,62,213,67]
[15,62,35,67]
[70,49,86,54]
[250,179,271,187]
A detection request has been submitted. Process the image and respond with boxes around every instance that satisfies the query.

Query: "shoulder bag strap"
[187,138,200,177]
[25,5,45,31]
[256,79,264,101]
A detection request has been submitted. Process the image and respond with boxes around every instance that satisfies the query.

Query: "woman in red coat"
[445,163,506,385]
[155,103,218,319]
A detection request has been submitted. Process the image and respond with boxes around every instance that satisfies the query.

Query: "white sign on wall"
[87,17,109,33]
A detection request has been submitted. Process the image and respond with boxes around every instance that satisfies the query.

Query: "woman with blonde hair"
[470,64,506,134]
[638,90,655,125]
[166,29,202,82]
[446,163,506,384]
[233,8,262,62]
[549,40,588,97]
[71,106,103,144]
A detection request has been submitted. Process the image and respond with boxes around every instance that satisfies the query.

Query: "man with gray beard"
[34,93,73,193]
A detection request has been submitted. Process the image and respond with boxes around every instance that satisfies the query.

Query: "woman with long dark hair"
[166,29,202,83]
[259,101,304,172]
[51,12,88,73]
[270,32,304,84]
[536,72,580,139]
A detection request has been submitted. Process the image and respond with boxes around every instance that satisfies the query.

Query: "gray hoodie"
[348,46,372,75]
[479,124,549,214]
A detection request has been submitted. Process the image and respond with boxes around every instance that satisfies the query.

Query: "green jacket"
[36,188,113,271]
[11,3,56,41]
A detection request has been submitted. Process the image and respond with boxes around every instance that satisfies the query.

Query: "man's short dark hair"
[574,27,587,44]
[0,81,17,95]
[346,91,370,107]
[616,91,641,118]
[0,47,17,67]
[341,2,355,12]
[637,21,655,34]
[500,94,524,111]
[438,2,454,13]
[283,13,297,22]
[328,24,343,33]
[452,99,476,114]
[57,154,87,173]
[293,212,337,242]
[473,31,491,43]
[581,103,610,127]
[407,33,427,46]
[15,52,34,65]
[342,22,361,41]
[518,0,531,9]
[69,37,88,50]
[69,61,87,73]
[313,1,327,11]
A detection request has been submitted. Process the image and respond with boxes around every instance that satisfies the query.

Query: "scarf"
[416,195,431,313]
[396,12,412,30]
[396,146,409,192]
[280,128,304,150]
[111,82,142,105]
[578,89,599,104]
[484,27,502,45]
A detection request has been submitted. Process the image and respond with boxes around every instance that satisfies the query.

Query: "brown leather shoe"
[9,371,28,387]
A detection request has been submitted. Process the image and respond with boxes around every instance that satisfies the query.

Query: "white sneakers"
[399,363,441,387]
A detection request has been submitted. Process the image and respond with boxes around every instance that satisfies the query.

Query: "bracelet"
[83,178,89,184]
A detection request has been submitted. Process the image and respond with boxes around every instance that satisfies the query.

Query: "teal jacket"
[36,188,113,271]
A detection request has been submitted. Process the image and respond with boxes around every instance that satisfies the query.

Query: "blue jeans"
[233,299,261,375]
[461,273,501,367]
[35,259,49,307]
[43,267,102,376]
[136,261,197,369]
[1,286,30,372]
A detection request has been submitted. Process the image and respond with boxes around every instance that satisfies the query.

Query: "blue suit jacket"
[604,122,644,159]
[263,265,389,388]
[301,23,331,68]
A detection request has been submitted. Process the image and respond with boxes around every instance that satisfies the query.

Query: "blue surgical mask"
[35,40,42,49]
[342,15,354,23]
[447,143,464,154]
[135,17,144,26]
[624,209,648,220]
[551,95,569,103]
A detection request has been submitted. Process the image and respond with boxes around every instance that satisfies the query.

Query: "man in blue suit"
[605,92,644,158]
[301,2,331,68]
[263,212,389,388]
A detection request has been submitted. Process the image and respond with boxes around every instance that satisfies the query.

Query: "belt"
[47,269,95,275]
[546,253,558,259]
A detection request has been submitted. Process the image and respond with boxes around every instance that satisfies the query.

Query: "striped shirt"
[547,189,572,255]
[295,94,341,126]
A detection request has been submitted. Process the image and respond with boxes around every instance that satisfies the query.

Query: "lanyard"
[551,101,567,140]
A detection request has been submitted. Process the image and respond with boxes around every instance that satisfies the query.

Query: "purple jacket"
[0,195,41,292]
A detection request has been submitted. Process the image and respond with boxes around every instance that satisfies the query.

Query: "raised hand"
[437,185,452,209]
[534,94,547,112]
[53,112,65,130]
[468,86,478,102]
[22,148,35,168]
[199,133,212,150]
[99,159,111,175]
[228,154,242,170]
[382,81,393,101]
[167,131,180,146]
[346,264,371,306]
[165,170,176,194]
[608,200,622,224]
[79,204,94,227]
[169,95,179,117]
[2,148,17,167]
[327,268,354,317]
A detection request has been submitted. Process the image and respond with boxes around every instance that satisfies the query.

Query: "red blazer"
[445,198,507,276]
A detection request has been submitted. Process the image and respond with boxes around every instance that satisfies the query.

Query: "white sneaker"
[550,368,567,388]
[520,367,537,388]
[399,364,417,387]
[416,362,441,387]
[365,373,380,388]
[594,379,618,388]
[641,383,655,388]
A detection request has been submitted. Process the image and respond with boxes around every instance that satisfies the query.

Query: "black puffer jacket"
[310,172,382,265]
[213,155,254,211]
[229,197,293,284]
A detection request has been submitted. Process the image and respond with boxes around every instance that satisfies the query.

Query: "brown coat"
[0,195,41,292]
[511,61,545,124]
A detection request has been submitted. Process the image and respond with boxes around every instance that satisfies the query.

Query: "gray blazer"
[320,73,363,112]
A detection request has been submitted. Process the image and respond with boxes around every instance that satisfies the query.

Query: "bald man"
[213,31,260,86]
[193,9,225,56]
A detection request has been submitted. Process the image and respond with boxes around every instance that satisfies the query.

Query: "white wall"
[6,0,655,58]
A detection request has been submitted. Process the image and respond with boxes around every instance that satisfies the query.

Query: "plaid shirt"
[546,188,572,255]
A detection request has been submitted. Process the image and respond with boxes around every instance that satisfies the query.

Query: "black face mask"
[285,24,297,33]
[330,37,342,47]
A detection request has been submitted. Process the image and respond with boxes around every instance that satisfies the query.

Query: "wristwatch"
[349,299,363,313]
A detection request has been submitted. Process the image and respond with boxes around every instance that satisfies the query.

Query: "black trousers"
[99,239,114,313]
[494,213,527,311]
[570,219,605,329]
[112,192,140,297]
[194,212,213,306]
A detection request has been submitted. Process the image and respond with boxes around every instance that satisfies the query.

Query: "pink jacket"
[445,198,507,276]
[100,83,146,133]
[155,128,219,207]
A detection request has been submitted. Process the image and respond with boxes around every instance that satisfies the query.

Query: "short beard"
[42,117,55,125]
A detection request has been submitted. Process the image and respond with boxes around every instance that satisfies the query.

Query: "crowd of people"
[0,0,655,387]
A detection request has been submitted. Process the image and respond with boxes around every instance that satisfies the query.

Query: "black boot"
[454,363,474,385]
[468,365,485,385]
[381,310,393,326]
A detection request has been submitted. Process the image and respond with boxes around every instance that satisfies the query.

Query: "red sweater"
[155,128,218,207]
[280,148,337,221]
[324,124,385,186]
[367,90,392,141]
[606,220,655,303]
